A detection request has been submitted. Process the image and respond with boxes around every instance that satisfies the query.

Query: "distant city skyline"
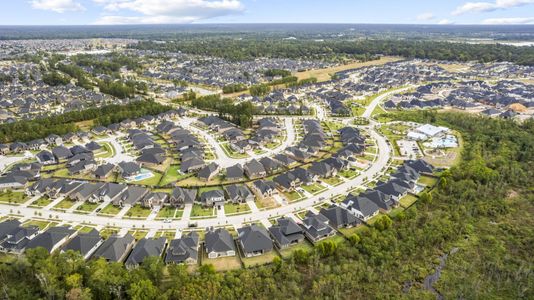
[0,0,533,26]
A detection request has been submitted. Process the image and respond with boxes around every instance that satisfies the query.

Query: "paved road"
[177,117,296,168]
[0,86,396,231]
[362,86,414,119]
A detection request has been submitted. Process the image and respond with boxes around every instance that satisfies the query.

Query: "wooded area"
[1,111,532,299]
[0,101,171,143]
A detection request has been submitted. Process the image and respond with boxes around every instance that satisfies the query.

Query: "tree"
[374,215,393,231]
[128,279,158,300]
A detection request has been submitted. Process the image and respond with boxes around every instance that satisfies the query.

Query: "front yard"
[224,203,251,215]
[190,204,215,218]
[0,191,27,204]
[125,205,152,218]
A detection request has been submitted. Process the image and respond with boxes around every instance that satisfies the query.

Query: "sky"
[0,0,533,25]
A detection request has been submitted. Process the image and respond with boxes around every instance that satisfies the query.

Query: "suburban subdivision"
[0,19,532,300]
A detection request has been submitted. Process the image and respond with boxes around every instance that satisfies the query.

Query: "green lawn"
[75,226,95,234]
[131,172,163,186]
[128,230,148,241]
[76,202,99,213]
[156,206,183,219]
[283,191,304,202]
[279,241,314,258]
[418,175,438,187]
[191,205,215,218]
[23,220,52,230]
[160,165,183,186]
[100,227,119,239]
[125,205,152,218]
[98,203,121,216]
[338,225,367,237]
[95,142,114,158]
[53,198,76,210]
[322,176,344,186]
[0,191,27,204]
[301,183,327,195]
[339,169,359,179]
[29,197,52,207]
[224,203,251,215]
[241,251,279,268]
[399,194,418,208]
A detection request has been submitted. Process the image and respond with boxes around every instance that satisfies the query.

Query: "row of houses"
[341,159,434,219]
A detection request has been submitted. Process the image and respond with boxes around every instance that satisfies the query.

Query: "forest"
[191,94,255,128]
[133,38,534,65]
[0,101,171,143]
[0,111,532,299]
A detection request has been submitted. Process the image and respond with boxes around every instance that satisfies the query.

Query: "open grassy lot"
[125,205,152,218]
[75,202,99,213]
[0,191,27,204]
[295,56,401,82]
[75,226,95,233]
[224,203,251,215]
[99,203,121,216]
[191,204,215,218]
[241,251,279,268]
[301,183,327,195]
[254,197,279,209]
[202,252,242,272]
[278,241,314,258]
[53,198,76,210]
[156,206,177,219]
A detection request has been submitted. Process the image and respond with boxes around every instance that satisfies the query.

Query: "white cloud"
[31,0,85,13]
[481,17,534,24]
[453,0,534,15]
[438,19,454,24]
[416,12,435,21]
[92,0,244,24]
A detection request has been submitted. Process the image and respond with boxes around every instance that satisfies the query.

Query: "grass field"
[295,56,402,82]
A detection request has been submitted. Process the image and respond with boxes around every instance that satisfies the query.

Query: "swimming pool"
[128,169,154,182]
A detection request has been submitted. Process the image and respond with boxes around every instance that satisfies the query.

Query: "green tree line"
[0,101,171,143]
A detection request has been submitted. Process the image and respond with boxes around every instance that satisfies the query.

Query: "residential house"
[62,229,104,260]
[125,237,167,268]
[269,217,305,249]
[237,224,273,257]
[204,228,236,258]
[165,232,199,264]
[91,234,136,262]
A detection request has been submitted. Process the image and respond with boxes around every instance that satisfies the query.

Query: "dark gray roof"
[26,226,75,253]
[238,224,273,254]
[165,232,199,264]
[125,237,167,267]
[205,228,235,253]
[62,229,102,256]
[92,234,135,262]
[319,205,361,228]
